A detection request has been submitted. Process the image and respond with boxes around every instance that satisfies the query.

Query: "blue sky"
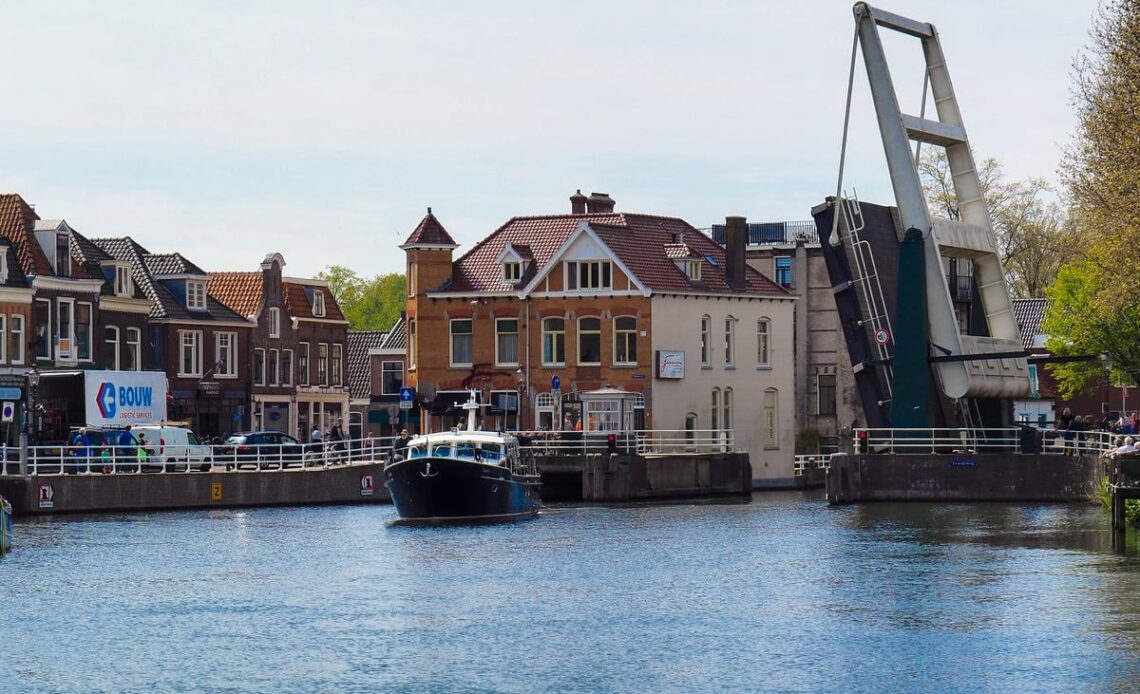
[0,0,1100,278]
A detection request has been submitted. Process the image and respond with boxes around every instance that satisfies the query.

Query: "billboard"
[83,370,168,426]
[656,350,685,379]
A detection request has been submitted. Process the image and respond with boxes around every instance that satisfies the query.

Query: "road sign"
[874,328,890,345]
[0,402,13,423]
[399,386,415,411]
[38,484,54,509]
[551,375,561,396]
[0,387,22,400]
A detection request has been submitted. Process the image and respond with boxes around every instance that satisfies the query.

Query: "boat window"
[455,443,476,460]
[481,444,502,462]
[431,444,453,457]
[408,446,426,459]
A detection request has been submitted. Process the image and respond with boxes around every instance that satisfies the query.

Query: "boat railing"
[517,429,734,456]
[851,427,1119,456]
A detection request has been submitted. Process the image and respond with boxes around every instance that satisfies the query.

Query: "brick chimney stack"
[570,189,587,215]
[586,192,615,214]
[725,215,747,291]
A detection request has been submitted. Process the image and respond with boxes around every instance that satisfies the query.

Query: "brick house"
[403,192,798,484]
[209,253,349,441]
[70,230,153,371]
[94,237,254,438]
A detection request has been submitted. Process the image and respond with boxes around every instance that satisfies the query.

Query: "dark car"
[66,427,147,474]
[218,431,307,470]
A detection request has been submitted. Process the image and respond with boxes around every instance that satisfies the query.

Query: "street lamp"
[1101,353,1114,422]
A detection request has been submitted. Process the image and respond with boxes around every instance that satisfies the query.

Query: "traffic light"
[857,430,868,454]
[607,433,617,454]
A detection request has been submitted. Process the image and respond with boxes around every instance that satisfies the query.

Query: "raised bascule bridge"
[820,4,1116,505]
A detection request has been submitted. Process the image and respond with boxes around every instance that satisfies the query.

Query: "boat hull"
[384,456,540,523]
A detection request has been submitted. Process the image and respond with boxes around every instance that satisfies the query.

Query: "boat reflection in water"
[384,391,541,524]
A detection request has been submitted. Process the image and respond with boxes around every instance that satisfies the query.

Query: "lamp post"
[1101,353,1114,423]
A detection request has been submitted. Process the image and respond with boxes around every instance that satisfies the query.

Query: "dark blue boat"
[384,392,540,523]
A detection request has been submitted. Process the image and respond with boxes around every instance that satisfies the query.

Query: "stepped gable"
[0,193,52,277]
[445,211,786,295]
[402,210,457,247]
[208,272,263,318]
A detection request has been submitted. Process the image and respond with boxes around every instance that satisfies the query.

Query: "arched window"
[723,387,733,443]
[542,317,565,365]
[701,315,711,366]
[578,317,601,365]
[685,412,697,445]
[764,388,779,449]
[757,317,771,368]
[613,316,637,365]
[724,315,736,368]
[711,387,720,432]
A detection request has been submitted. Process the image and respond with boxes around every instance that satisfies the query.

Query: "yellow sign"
[210,482,223,501]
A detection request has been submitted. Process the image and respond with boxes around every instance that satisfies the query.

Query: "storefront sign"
[656,350,685,379]
[84,370,168,426]
[198,381,221,397]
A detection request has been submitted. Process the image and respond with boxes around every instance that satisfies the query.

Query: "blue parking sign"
[399,387,415,402]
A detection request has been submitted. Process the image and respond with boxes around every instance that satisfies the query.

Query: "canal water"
[2,493,1138,693]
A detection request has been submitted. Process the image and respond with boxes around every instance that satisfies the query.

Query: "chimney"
[725,215,747,290]
[570,189,587,215]
[586,192,615,214]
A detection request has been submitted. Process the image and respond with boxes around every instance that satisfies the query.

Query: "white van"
[131,425,213,472]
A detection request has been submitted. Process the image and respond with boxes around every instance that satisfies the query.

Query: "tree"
[317,266,406,330]
[918,148,1076,298]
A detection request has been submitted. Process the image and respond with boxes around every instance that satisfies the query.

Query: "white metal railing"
[518,429,735,456]
[852,427,1120,456]
[794,454,833,476]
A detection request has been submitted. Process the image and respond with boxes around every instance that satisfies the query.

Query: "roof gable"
[0,193,52,277]
[520,221,649,297]
[401,209,457,248]
[208,272,264,318]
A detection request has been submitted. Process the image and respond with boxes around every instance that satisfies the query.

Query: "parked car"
[217,431,308,470]
[130,425,212,472]
[66,427,145,473]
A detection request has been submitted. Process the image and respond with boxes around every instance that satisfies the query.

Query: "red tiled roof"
[0,193,52,276]
[402,210,457,247]
[208,272,264,318]
[443,212,786,296]
[283,282,347,322]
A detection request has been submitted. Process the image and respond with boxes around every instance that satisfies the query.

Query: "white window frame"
[282,349,293,386]
[542,317,566,366]
[757,318,771,368]
[700,315,711,367]
[495,317,520,367]
[332,343,343,386]
[269,348,280,386]
[382,360,404,395]
[711,388,720,432]
[723,387,733,440]
[268,307,281,338]
[724,315,736,369]
[684,260,701,281]
[318,342,329,385]
[253,347,266,386]
[449,319,473,368]
[115,266,132,297]
[312,291,326,317]
[564,260,612,291]
[503,261,521,283]
[126,327,142,370]
[577,316,602,366]
[10,314,24,366]
[57,298,75,361]
[187,280,206,310]
[613,315,638,366]
[34,298,51,361]
[215,332,238,379]
[0,314,7,364]
[104,325,120,370]
[179,330,203,377]
[408,320,416,369]
[77,301,93,361]
[298,342,310,386]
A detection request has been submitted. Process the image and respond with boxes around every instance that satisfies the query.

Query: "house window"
[382,360,404,395]
[450,319,473,367]
[115,266,132,297]
[496,318,519,366]
[685,413,697,445]
[817,374,837,416]
[723,387,733,439]
[298,343,310,386]
[187,280,206,310]
[269,307,280,338]
[614,316,637,365]
[104,326,120,370]
[282,349,293,386]
[180,330,203,377]
[10,314,24,366]
[318,343,329,385]
[0,314,7,364]
[55,234,69,277]
[724,316,735,368]
[578,317,601,365]
[684,260,701,281]
[57,300,75,360]
[77,302,92,361]
[764,388,779,449]
[503,261,521,283]
[408,320,416,369]
[253,348,266,385]
[269,349,280,386]
[34,299,51,361]
[775,256,793,289]
[126,328,142,370]
[542,317,565,365]
[215,332,237,378]
[757,318,771,368]
[711,388,720,431]
[700,315,711,367]
[565,260,612,291]
[332,344,343,386]
[312,291,326,317]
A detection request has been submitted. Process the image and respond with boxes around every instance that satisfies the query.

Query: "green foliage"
[317,265,406,330]
[1097,477,1140,527]
[794,427,822,455]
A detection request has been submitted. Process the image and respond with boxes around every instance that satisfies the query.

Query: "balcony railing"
[707,221,819,246]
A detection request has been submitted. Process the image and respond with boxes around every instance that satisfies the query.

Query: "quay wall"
[0,464,390,516]
[536,452,751,502]
[826,452,1105,505]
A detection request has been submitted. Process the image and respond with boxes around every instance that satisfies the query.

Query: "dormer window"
[681,259,701,281]
[114,266,133,297]
[312,291,326,317]
[55,234,70,277]
[503,261,521,283]
[565,260,612,291]
[187,280,206,310]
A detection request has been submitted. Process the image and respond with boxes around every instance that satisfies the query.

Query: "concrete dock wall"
[0,464,390,516]
[537,452,751,502]
[826,452,1103,504]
